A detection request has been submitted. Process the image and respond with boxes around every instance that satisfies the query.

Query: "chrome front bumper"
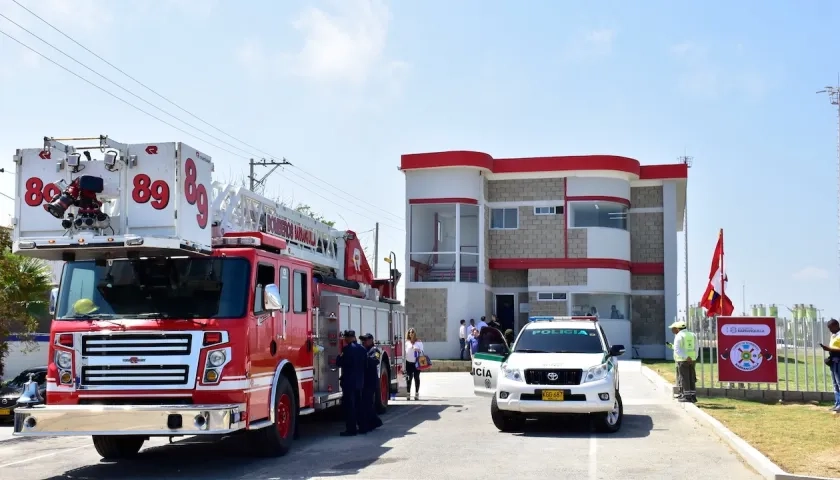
[13,403,247,437]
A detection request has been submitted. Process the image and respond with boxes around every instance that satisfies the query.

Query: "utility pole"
[373,222,380,277]
[742,281,746,315]
[679,155,693,327]
[818,80,840,296]
[249,157,292,193]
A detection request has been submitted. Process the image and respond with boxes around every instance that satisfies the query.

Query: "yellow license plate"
[0,409,10,416]
[541,390,564,401]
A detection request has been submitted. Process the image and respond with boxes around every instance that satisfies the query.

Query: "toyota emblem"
[547,372,559,381]
[1,399,6,405]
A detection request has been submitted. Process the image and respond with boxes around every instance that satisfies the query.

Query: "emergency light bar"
[211,236,261,247]
[528,316,598,322]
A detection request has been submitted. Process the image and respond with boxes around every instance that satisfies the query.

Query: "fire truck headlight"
[55,351,72,370]
[207,350,226,368]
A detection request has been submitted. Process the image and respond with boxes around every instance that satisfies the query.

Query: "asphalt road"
[0,364,760,480]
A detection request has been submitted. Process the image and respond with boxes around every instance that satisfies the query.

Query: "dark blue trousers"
[342,388,362,433]
[361,387,381,431]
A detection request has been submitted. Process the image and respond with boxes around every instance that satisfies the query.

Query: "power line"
[0,27,404,231]
[9,0,276,159]
[7,0,405,224]
[0,12,256,158]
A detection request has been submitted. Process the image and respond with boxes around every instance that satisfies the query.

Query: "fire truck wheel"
[375,365,390,415]
[250,375,297,457]
[92,435,145,459]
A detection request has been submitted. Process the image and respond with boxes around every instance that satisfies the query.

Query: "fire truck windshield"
[54,257,250,320]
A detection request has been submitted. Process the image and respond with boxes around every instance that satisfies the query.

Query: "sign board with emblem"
[716,316,778,383]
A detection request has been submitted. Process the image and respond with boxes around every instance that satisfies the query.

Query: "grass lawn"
[642,350,835,392]
[696,397,840,478]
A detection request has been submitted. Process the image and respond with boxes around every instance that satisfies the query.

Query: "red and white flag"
[699,229,734,317]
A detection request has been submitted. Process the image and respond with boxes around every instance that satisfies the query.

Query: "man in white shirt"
[458,319,468,360]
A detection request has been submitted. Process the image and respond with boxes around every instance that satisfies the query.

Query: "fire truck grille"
[81,365,190,386]
[81,333,192,357]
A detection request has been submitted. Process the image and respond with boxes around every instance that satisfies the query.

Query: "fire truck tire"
[249,375,297,457]
[375,363,390,415]
[91,435,145,459]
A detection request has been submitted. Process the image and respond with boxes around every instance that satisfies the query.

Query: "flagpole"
[719,228,725,312]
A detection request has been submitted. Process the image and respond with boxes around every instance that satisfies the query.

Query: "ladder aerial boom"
[10,135,376,288]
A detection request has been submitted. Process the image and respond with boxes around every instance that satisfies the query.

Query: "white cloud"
[792,266,830,282]
[668,40,768,100]
[236,0,407,90]
[563,28,616,60]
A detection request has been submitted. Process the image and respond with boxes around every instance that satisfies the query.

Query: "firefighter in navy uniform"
[335,330,366,436]
[360,333,384,433]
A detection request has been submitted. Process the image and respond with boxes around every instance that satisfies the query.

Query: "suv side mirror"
[263,284,283,311]
[488,343,509,355]
[609,344,626,357]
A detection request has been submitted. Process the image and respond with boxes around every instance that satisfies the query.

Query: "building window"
[569,201,628,230]
[537,292,567,301]
[490,208,518,229]
[572,293,630,319]
[534,206,563,215]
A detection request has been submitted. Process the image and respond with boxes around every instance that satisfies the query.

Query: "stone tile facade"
[528,292,569,316]
[488,207,565,258]
[629,212,664,263]
[528,268,587,286]
[490,269,528,288]
[487,178,565,202]
[630,186,663,208]
[567,228,587,258]
[631,295,665,345]
[631,275,665,290]
[405,288,448,342]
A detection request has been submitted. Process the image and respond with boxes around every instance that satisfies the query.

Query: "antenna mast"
[678,154,693,326]
[817,80,840,296]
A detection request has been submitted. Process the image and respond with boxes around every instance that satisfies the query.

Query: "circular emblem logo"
[726,325,739,335]
[1,399,6,405]
[730,341,763,372]
[484,378,491,388]
[547,372,559,381]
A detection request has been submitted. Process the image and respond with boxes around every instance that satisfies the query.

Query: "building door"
[495,294,516,333]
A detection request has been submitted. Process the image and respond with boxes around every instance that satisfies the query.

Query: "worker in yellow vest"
[666,321,698,403]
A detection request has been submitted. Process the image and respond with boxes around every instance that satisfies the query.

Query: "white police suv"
[470,316,625,433]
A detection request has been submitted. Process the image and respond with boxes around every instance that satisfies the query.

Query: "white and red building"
[400,151,687,360]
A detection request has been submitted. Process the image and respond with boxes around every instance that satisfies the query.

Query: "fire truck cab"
[9,136,407,459]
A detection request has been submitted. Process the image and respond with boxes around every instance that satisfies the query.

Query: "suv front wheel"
[592,391,623,433]
[490,395,525,432]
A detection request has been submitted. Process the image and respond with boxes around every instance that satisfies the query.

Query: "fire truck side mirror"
[263,284,283,311]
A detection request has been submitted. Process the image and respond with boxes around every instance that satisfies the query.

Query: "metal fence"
[686,315,836,392]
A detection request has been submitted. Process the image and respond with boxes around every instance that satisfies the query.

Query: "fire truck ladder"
[210,182,346,276]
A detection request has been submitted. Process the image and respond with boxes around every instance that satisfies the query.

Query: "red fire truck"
[9,136,407,459]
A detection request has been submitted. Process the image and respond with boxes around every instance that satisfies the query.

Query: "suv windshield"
[5,369,46,389]
[55,258,250,320]
[513,327,604,354]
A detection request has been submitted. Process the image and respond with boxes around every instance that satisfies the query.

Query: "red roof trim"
[400,151,688,179]
[488,258,664,274]
[566,196,631,207]
[408,197,479,205]
[629,263,665,275]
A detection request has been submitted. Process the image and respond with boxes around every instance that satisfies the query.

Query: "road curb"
[639,366,833,480]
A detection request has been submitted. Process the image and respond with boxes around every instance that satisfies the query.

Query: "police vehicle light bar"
[528,316,598,322]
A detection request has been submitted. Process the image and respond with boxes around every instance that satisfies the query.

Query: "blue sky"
[0,0,839,316]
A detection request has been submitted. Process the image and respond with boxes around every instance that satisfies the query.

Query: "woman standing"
[404,328,424,400]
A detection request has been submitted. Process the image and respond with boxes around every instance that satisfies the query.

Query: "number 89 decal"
[183,158,208,229]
